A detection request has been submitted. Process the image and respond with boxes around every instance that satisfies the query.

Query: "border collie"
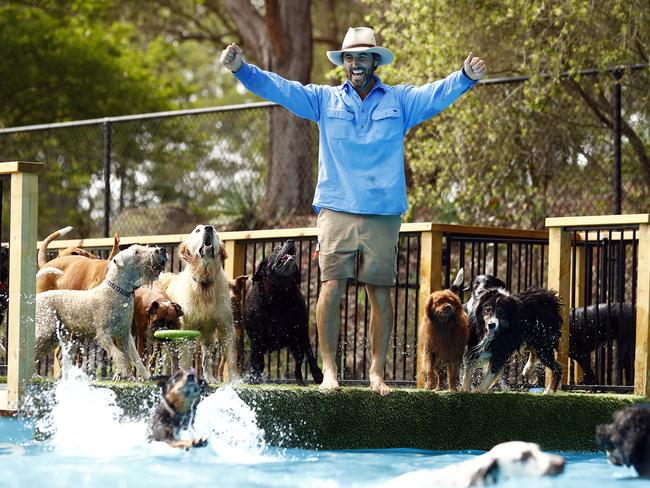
[464,287,563,394]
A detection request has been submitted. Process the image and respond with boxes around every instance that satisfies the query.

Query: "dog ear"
[234,274,249,288]
[145,301,160,316]
[425,295,435,323]
[178,242,193,263]
[252,260,267,282]
[219,242,228,262]
[152,375,170,393]
[172,302,183,317]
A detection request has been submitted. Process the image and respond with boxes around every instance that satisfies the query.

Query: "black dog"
[569,303,635,385]
[465,273,507,315]
[464,287,563,394]
[149,369,208,450]
[596,404,650,478]
[244,240,323,385]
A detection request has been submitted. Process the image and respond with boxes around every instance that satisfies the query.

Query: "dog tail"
[107,233,120,261]
[38,226,73,268]
[36,267,65,280]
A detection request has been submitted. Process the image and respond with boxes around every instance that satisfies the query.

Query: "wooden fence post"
[547,226,571,388]
[634,222,650,397]
[416,228,443,388]
[2,162,42,411]
[223,239,246,280]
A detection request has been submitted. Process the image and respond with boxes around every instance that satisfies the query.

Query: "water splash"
[194,385,271,463]
[32,363,150,457]
[23,337,269,460]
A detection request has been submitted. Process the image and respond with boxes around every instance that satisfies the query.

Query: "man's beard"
[347,66,375,90]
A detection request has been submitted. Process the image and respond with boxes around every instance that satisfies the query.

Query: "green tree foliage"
[0,0,193,236]
[0,0,188,126]
[366,0,649,228]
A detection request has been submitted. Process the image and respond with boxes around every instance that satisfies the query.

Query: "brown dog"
[133,285,184,361]
[36,227,120,293]
[149,369,207,450]
[419,289,468,390]
[219,275,249,379]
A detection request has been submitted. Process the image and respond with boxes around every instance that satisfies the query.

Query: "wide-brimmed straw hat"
[326,27,394,67]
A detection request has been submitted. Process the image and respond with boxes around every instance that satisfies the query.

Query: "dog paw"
[193,437,208,448]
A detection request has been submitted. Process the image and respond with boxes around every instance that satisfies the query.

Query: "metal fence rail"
[564,225,639,391]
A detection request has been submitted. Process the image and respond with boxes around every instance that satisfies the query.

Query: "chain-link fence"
[0,67,648,241]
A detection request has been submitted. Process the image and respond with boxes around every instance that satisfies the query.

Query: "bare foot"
[370,377,391,396]
[319,371,340,391]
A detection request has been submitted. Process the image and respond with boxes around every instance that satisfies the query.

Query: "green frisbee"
[153,329,201,340]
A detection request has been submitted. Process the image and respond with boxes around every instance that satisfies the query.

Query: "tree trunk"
[223,0,314,222]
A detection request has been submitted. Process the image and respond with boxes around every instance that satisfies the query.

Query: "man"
[220,27,486,395]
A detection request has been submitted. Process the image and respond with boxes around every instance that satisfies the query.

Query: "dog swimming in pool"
[149,369,208,450]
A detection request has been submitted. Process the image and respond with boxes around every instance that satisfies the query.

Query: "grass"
[21,380,641,451]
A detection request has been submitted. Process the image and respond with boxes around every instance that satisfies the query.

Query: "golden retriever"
[156,224,238,384]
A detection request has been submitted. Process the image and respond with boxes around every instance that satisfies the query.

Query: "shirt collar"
[340,76,386,94]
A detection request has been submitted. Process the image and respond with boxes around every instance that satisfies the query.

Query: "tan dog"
[419,289,468,391]
[133,284,183,359]
[37,226,121,293]
[219,275,249,378]
[157,225,238,384]
[35,245,167,379]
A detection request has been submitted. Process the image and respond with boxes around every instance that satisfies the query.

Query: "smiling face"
[343,52,378,91]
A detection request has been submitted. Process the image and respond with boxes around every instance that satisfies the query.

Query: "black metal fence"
[565,225,639,392]
[20,226,552,388]
[1,221,641,393]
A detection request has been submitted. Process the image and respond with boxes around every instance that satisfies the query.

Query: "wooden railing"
[37,223,549,387]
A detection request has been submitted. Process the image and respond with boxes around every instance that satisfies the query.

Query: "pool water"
[0,364,642,487]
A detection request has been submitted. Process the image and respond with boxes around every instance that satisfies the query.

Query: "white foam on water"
[27,343,271,462]
[193,385,273,463]
[35,363,149,457]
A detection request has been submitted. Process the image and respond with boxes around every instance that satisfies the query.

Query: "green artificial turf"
[43,381,641,451]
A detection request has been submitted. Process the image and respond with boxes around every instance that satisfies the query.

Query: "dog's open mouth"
[201,230,216,258]
[199,244,215,258]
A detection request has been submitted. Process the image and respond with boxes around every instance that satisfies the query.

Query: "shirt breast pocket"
[371,107,402,140]
[325,108,354,140]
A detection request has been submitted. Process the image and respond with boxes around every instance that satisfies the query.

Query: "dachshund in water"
[419,289,468,390]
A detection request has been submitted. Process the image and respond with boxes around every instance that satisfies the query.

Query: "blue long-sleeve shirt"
[234,62,476,215]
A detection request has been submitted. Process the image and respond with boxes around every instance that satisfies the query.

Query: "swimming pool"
[0,366,641,487]
[0,414,638,488]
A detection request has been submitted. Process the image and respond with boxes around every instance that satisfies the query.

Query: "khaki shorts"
[317,208,401,286]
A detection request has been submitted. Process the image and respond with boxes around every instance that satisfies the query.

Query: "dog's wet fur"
[465,274,507,315]
[596,404,650,478]
[420,289,468,390]
[464,287,563,394]
[245,240,323,385]
[149,369,208,450]
[569,302,635,385]
[385,441,565,487]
